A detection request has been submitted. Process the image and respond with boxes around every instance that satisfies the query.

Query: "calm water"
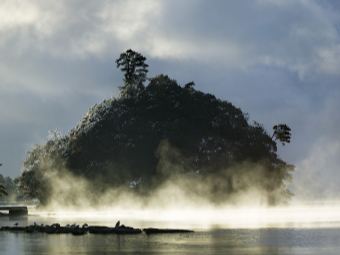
[1,207,340,254]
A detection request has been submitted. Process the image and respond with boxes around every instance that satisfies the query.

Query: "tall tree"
[116,49,149,98]
[272,124,291,146]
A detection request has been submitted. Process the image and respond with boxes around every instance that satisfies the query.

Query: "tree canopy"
[14,51,294,206]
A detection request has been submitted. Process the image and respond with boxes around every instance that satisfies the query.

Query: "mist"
[36,165,340,230]
[36,139,282,210]
[21,133,340,231]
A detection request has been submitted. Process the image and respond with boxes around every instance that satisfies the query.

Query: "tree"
[116,49,149,98]
[0,174,18,200]
[15,76,296,205]
[272,124,291,146]
[0,183,7,197]
[15,52,296,206]
[14,130,69,205]
[0,163,8,197]
[184,81,195,90]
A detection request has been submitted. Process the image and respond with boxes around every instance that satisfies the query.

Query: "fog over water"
[27,204,340,230]
[8,140,340,229]
[2,170,340,254]
[24,165,340,230]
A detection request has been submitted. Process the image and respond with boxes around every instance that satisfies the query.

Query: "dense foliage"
[0,172,20,200]
[0,183,7,198]
[14,50,294,206]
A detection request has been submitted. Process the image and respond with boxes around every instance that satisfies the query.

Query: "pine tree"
[116,49,149,98]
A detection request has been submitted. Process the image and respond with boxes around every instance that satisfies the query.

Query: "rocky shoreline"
[0,222,194,235]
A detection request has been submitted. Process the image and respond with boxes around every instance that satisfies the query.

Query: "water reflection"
[0,214,28,227]
[1,227,340,254]
[1,205,340,254]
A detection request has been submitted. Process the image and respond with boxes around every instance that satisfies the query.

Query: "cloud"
[142,0,340,79]
[1,0,340,100]
[0,0,161,98]
[0,1,63,50]
[317,45,340,75]
[0,0,160,59]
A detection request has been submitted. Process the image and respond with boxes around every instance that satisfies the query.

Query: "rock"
[143,228,194,234]
[88,224,142,234]
[116,225,142,234]
[0,223,191,236]
[71,229,88,235]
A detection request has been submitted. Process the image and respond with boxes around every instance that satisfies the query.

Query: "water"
[1,206,340,254]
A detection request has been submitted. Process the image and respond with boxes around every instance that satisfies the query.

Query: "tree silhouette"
[272,124,291,146]
[0,163,8,197]
[0,183,7,197]
[116,49,149,98]
[184,81,195,90]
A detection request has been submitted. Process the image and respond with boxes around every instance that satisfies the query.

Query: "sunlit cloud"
[0,0,160,59]
[0,1,64,48]
[1,0,340,82]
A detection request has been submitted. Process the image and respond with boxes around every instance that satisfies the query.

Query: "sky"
[0,0,340,203]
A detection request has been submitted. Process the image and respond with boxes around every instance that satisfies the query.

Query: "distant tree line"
[14,50,294,206]
[0,165,21,200]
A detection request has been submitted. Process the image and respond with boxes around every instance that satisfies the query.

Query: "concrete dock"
[0,206,28,216]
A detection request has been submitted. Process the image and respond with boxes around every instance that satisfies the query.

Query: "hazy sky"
[1,0,339,202]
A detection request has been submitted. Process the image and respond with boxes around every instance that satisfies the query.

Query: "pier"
[0,206,28,216]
